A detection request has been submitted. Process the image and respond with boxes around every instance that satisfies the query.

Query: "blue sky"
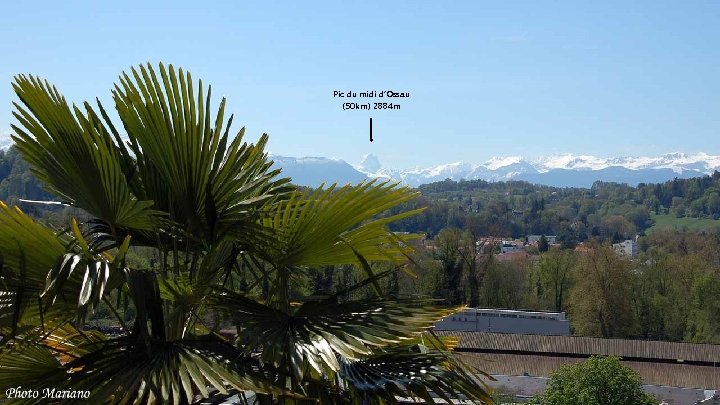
[1,1,719,169]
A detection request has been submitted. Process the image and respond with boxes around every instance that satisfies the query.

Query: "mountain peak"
[357,154,382,173]
[0,129,13,150]
[484,156,524,170]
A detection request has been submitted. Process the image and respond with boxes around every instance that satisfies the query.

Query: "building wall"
[613,239,639,257]
[434,308,571,336]
[436,331,720,390]
[442,331,720,364]
[528,235,557,244]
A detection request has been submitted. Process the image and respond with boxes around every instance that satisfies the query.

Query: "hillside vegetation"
[387,174,720,243]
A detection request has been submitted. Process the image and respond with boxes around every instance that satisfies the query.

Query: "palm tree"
[0,63,493,404]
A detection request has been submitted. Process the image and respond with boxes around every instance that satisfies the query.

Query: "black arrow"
[370,117,373,142]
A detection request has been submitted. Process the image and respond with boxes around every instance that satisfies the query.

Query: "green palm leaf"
[111,63,291,246]
[0,203,80,333]
[264,181,423,268]
[0,342,66,400]
[62,334,291,405]
[0,201,66,283]
[211,289,455,379]
[11,76,158,235]
[0,204,131,330]
[340,343,493,404]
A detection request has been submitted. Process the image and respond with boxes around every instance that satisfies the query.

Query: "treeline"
[0,147,53,204]
[3,144,720,240]
[238,227,720,344]
[261,215,720,344]
[348,228,720,344]
[637,174,720,217]
[386,175,720,243]
[1,146,719,343]
[0,147,92,224]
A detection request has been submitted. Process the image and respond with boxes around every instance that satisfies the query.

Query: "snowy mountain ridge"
[353,152,720,188]
[1,124,717,188]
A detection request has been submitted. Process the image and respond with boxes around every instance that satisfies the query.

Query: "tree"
[635,251,700,341]
[480,259,529,309]
[686,270,720,343]
[602,215,636,241]
[0,64,492,404]
[706,192,720,218]
[670,196,686,218]
[537,250,575,312]
[568,246,638,338]
[535,356,656,405]
[434,228,465,304]
[538,235,549,252]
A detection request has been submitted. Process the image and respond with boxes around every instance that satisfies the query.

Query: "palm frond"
[263,180,424,268]
[11,76,158,234]
[62,334,292,405]
[0,202,66,283]
[340,343,493,404]
[112,63,292,246]
[0,204,81,333]
[0,341,66,397]
[210,289,456,379]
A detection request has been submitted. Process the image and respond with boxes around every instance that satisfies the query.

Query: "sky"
[1,1,719,169]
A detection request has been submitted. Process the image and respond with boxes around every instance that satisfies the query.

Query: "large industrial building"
[433,307,571,336]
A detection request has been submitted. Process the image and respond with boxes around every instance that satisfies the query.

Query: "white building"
[500,240,523,253]
[527,235,557,245]
[434,308,571,336]
[613,239,639,258]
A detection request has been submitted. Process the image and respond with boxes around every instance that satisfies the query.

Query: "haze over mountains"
[271,152,720,188]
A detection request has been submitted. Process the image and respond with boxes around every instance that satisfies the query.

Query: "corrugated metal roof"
[436,331,720,363]
[460,352,720,390]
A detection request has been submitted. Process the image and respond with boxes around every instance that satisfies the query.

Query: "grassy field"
[646,213,720,234]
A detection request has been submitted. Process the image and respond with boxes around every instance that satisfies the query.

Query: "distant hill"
[515,166,700,188]
[269,155,368,188]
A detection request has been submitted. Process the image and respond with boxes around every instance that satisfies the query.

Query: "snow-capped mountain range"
[271,152,720,188]
[0,128,716,188]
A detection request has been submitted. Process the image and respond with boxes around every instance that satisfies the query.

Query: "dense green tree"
[635,251,702,341]
[538,235,549,252]
[686,270,720,343]
[568,246,638,338]
[535,356,656,405]
[706,192,720,218]
[601,215,636,241]
[671,196,686,217]
[480,259,529,309]
[433,228,466,305]
[537,250,575,312]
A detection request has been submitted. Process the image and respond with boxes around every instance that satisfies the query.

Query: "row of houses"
[417,232,641,260]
